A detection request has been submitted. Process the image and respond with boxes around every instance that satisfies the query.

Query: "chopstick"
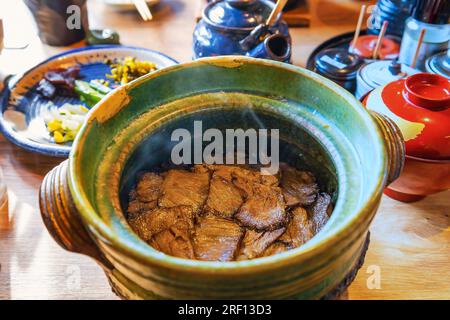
[411,28,426,68]
[133,0,147,21]
[372,20,388,60]
[139,0,153,20]
[133,0,153,21]
[266,0,288,26]
[350,5,366,53]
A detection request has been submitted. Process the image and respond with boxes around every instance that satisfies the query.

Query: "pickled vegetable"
[105,56,157,85]
[74,80,106,107]
[44,103,89,144]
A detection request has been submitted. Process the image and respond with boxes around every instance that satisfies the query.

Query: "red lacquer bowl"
[363,73,450,202]
[384,156,450,202]
[351,35,400,60]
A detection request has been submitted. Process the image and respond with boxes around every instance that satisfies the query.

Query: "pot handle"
[39,160,113,271]
[369,110,406,186]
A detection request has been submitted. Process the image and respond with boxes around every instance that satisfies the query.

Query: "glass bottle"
[399,0,450,70]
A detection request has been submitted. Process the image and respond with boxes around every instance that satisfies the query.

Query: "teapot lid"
[425,50,450,79]
[358,60,418,89]
[314,48,364,80]
[204,0,274,30]
[364,73,450,160]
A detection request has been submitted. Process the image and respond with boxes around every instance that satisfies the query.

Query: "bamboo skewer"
[133,0,147,20]
[372,21,388,60]
[266,0,289,26]
[411,28,426,68]
[140,0,153,20]
[133,0,152,21]
[350,5,366,53]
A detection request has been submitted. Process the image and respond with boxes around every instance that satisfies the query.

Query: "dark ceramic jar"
[193,0,292,62]
[313,48,364,94]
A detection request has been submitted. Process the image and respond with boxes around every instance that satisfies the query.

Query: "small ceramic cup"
[23,0,88,46]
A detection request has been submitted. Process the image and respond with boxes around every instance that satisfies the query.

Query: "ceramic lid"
[364,73,450,160]
[314,48,364,80]
[359,60,418,89]
[351,35,400,60]
[426,51,450,79]
[204,0,273,29]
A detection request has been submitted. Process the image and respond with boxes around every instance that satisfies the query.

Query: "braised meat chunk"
[260,173,279,186]
[126,172,163,219]
[235,184,287,231]
[193,214,244,261]
[210,165,260,183]
[126,163,334,261]
[238,228,285,260]
[158,169,210,212]
[136,172,163,202]
[231,175,257,198]
[128,206,194,242]
[309,193,332,234]
[279,207,313,248]
[280,163,318,207]
[192,164,210,174]
[204,176,244,218]
[127,198,157,219]
[261,242,289,257]
[210,164,279,187]
[150,229,194,259]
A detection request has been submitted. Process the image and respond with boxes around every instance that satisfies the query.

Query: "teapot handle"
[369,110,406,186]
[39,160,113,271]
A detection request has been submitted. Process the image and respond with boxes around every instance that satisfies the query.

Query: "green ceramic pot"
[39,56,404,299]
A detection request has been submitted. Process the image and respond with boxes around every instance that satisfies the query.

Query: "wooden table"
[0,0,449,300]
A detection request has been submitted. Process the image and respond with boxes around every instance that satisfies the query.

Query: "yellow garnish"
[47,119,61,132]
[44,103,89,144]
[106,56,157,85]
[53,131,64,143]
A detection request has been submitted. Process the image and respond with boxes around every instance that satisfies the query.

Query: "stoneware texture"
[39,56,404,299]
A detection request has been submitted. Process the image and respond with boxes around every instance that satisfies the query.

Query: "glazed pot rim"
[68,56,387,274]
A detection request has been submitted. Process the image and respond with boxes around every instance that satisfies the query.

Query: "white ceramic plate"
[0,45,177,157]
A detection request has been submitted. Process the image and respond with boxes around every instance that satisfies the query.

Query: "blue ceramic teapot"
[193,0,292,62]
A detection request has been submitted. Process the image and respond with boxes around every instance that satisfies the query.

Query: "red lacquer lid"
[351,35,400,60]
[364,73,450,160]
